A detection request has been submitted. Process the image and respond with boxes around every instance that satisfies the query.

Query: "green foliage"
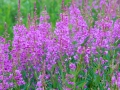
[0,0,71,39]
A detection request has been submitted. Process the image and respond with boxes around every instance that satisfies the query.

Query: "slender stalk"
[18,0,21,24]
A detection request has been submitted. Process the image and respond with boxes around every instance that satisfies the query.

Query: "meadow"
[0,0,120,90]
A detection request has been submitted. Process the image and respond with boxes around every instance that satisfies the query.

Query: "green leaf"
[77,80,87,88]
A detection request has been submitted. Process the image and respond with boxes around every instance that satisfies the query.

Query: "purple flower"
[77,46,84,54]
[84,69,87,73]
[111,75,116,84]
[15,70,25,86]
[69,63,76,71]
[116,73,120,88]
[117,77,120,88]
[74,54,79,60]
[37,81,42,87]
[84,54,89,64]
[68,81,75,85]
[96,70,99,74]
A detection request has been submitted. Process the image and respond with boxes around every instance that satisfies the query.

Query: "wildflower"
[69,63,76,71]
[111,76,116,84]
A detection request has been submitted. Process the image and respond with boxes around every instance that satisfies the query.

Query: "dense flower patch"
[1,0,120,90]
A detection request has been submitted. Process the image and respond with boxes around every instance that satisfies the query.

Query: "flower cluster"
[1,0,120,89]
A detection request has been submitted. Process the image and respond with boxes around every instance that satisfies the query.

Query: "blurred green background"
[0,0,71,39]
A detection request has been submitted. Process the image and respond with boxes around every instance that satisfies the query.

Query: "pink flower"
[111,76,116,84]
[117,77,120,88]
[77,46,84,54]
[69,63,76,71]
